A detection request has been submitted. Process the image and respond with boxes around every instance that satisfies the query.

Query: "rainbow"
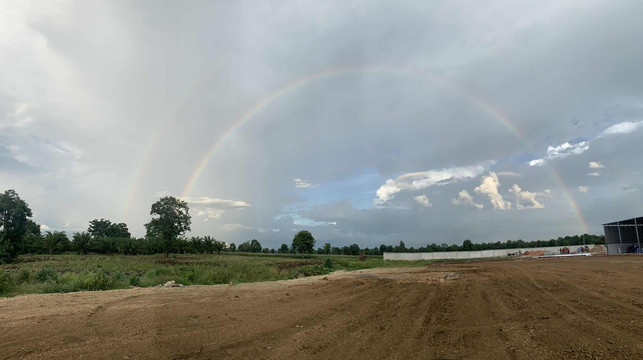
[122,75,212,218]
[130,65,591,234]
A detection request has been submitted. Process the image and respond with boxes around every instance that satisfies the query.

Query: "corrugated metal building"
[603,216,643,254]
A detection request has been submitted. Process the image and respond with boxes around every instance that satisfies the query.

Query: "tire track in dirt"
[516,265,643,357]
[4,257,643,359]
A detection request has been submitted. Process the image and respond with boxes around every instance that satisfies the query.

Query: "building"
[603,216,642,254]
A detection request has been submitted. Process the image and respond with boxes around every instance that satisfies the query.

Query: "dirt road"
[2,256,643,359]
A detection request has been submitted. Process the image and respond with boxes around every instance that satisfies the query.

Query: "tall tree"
[0,190,33,262]
[88,218,130,238]
[250,239,262,253]
[323,242,331,255]
[292,230,316,254]
[144,196,191,257]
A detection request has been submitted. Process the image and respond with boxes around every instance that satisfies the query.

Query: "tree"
[212,240,225,254]
[88,218,131,238]
[43,231,68,254]
[120,238,139,255]
[144,196,191,257]
[323,243,331,255]
[202,236,214,253]
[0,190,33,262]
[462,239,473,251]
[72,232,92,255]
[278,243,289,254]
[292,230,315,254]
[250,239,262,253]
[189,237,202,253]
[228,243,236,252]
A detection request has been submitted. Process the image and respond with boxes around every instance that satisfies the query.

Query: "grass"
[0,253,434,297]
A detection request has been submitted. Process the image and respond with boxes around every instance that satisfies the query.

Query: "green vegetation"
[292,230,316,254]
[145,196,192,257]
[0,253,432,297]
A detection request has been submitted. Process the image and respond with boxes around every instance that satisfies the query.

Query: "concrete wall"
[383,244,596,261]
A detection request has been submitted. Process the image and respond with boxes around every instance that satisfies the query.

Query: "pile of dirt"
[590,245,607,253]
[522,250,545,256]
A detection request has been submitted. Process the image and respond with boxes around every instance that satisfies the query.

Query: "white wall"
[383,244,595,261]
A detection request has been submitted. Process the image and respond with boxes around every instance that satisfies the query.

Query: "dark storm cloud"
[0,1,641,247]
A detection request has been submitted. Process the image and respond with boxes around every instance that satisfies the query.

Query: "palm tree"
[72,232,92,255]
[120,238,138,255]
[202,236,214,254]
[189,236,202,254]
[43,231,67,254]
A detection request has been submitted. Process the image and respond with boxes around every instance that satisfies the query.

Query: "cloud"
[578,186,589,193]
[474,172,511,210]
[197,208,225,221]
[294,178,316,188]
[600,120,643,136]
[452,190,483,209]
[221,223,255,232]
[180,196,251,208]
[528,141,589,166]
[180,196,251,222]
[413,195,432,208]
[528,121,642,167]
[508,184,550,209]
[588,172,601,176]
[588,161,604,169]
[375,162,492,206]
[497,171,521,177]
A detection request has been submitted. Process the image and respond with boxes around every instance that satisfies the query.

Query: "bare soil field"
[2,256,643,360]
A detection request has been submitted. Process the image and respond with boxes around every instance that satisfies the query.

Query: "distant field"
[0,253,433,297]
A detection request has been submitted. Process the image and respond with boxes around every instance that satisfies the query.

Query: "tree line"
[0,189,605,262]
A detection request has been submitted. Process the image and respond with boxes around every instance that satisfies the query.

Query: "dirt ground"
[2,256,643,360]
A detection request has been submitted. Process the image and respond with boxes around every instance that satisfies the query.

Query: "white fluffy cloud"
[294,178,315,188]
[578,186,589,193]
[180,196,251,222]
[588,172,601,176]
[529,121,643,167]
[528,141,589,167]
[452,190,484,209]
[600,120,643,136]
[509,184,550,209]
[588,161,604,169]
[375,162,492,205]
[413,195,432,208]
[474,172,511,210]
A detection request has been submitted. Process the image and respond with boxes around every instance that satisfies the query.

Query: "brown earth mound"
[522,250,545,256]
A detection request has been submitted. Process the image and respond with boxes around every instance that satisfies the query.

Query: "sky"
[1,0,642,249]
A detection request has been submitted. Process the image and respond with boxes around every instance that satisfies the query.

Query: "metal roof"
[602,216,643,226]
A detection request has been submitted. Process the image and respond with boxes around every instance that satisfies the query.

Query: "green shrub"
[0,271,14,295]
[128,274,140,286]
[15,268,31,284]
[76,270,111,291]
[294,265,329,277]
[35,268,59,282]
[324,258,333,269]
